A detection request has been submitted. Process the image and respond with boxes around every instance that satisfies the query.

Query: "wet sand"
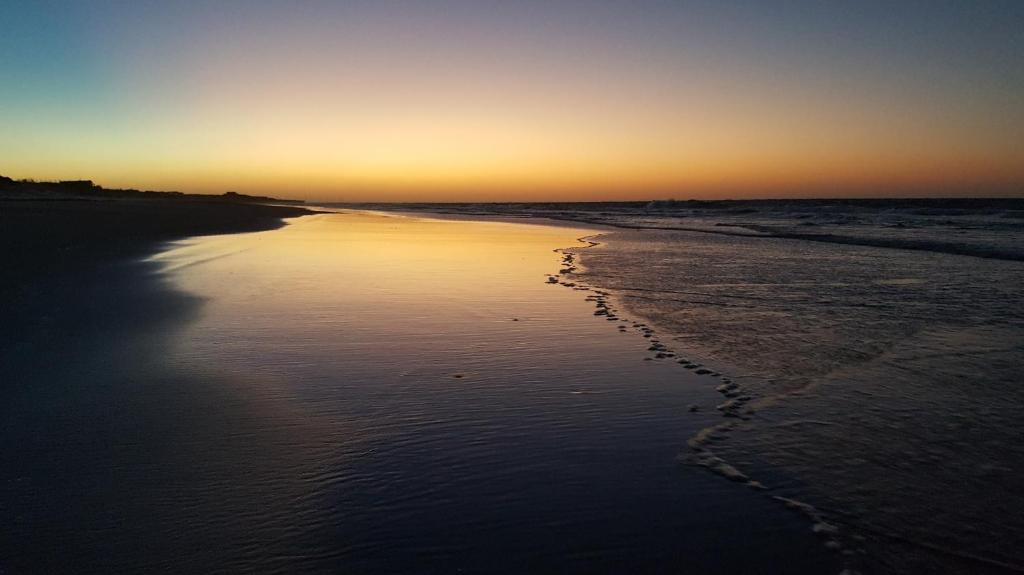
[376,204,1024,573]
[0,209,838,573]
[0,199,314,350]
[0,198,318,571]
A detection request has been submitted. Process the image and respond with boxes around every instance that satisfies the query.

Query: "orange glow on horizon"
[3,3,1022,201]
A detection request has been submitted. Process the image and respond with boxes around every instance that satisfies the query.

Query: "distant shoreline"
[0,174,305,205]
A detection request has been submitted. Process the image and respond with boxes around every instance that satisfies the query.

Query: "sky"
[1,0,1022,201]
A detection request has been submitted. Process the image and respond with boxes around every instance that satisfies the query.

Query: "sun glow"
[2,2,1021,200]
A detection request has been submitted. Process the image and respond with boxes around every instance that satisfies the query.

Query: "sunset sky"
[2,1,1022,201]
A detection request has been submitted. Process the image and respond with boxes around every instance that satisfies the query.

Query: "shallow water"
[0,212,836,573]
[570,223,1024,573]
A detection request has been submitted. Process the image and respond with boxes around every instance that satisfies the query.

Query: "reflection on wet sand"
[2,210,840,573]
[142,211,836,573]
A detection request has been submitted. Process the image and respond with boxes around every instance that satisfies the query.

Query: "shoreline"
[1,198,316,280]
[9,202,1017,573]
[331,208,850,555]
[383,206,1024,573]
[464,216,855,567]
[548,217,1024,574]
[2,208,840,573]
[544,237,841,549]
[1,198,317,367]
[162,211,838,573]
[1,199,317,573]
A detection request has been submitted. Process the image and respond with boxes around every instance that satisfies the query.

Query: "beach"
[5,198,1023,573]
[543,203,1024,574]
[0,205,838,573]
[5,2,1021,572]
[355,200,1024,573]
[1,198,314,359]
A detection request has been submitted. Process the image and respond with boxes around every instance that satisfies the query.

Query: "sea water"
[567,207,1024,574]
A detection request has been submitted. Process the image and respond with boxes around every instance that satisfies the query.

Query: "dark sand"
[0,199,314,349]
[1,199,315,572]
[1,198,313,270]
[0,203,841,573]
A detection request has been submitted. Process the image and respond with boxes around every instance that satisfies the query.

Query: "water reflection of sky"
[145,211,836,573]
